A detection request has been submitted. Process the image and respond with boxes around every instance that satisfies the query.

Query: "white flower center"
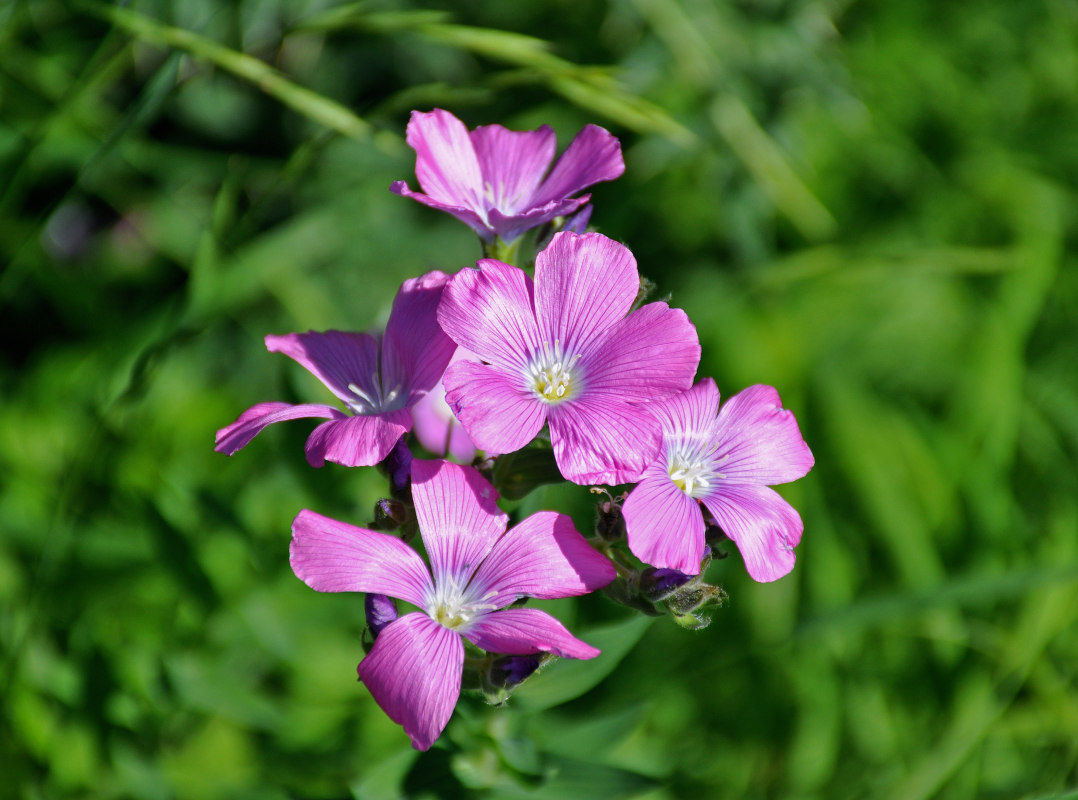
[666,436,723,498]
[426,573,498,631]
[528,341,581,404]
[345,372,404,415]
[483,180,528,215]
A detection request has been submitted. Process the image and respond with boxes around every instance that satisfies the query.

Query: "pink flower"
[623,380,814,581]
[215,272,454,468]
[437,231,701,485]
[289,459,616,750]
[390,109,624,242]
[411,348,479,463]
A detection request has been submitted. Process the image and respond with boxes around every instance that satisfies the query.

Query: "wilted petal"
[701,483,803,583]
[530,124,624,208]
[410,460,507,587]
[469,123,555,215]
[304,410,411,467]
[266,331,381,411]
[469,510,616,608]
[464,608,599,659]
[290,510,432,606]
[443,360,545,455]
[624,464,708,574]
[358,612,464,751]
[533,232,639,358]
[382,271,455,402]
[583,302,700,398]
[548,396,659,485]
[438,259,541,374]
[714,385,815,485]
[215,401,344,456]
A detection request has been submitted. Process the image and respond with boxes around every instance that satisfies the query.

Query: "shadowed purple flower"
[289,459,616,750]
[437,231,701,485]
[215,272,455,468]
[623,379,814,581]
[390,109,624,242]
[411,348,479,463]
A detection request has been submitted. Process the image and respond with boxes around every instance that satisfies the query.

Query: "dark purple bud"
[488,654,544,689]
[365,593,398,637]
[561,204,593,234]
[639,566,694,601]
[383,438,413,494]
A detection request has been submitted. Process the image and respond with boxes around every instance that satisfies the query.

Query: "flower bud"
[639,566,694,602]
[372,498,408,531]
[593,490,627,543]
[365,593,398,638]
[382,438,412,495]
[487,654,545,689]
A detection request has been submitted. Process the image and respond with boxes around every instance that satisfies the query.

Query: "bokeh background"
[3,0,1077,797]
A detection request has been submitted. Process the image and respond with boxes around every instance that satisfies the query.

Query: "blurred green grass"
[2,0,1077,797]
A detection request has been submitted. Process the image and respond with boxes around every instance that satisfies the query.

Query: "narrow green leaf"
[78,1,397,150]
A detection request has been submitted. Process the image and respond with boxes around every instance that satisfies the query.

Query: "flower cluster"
[216,109,813,750]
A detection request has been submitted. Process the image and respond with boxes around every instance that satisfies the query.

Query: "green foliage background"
[3,0,1077,797]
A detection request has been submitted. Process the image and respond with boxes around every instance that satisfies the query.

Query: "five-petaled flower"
[391,109,624,243]
[215,272,455,468]
[289,459,616,750]
[622,379,814,581]
[437,231,701,485]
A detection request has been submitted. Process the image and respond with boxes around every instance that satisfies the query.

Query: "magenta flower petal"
[447,417,478,463]
[357,612,464,751]
[290,510,432,606]
[411,348,479,462]
[713,384,815,485]
[652,377,721,436]
[469,510,616,608]
[529,124,625,208]
[389,183,492,237]
[701,483,803,582]
[469,123,556,215]
[548,395,660,485]
[463,608,600,660]
[214,401,344,456]
[443,360,545,455]
[487,197,590,242]
[623,463,707,573]
[266,331,381,410]
[437,258,541,373]
[381,271,455,402]
[303,409,412,467]
[410,459,507,585]
[581,302,701,397]
[401,109,484,214]
[533,232,638,357]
